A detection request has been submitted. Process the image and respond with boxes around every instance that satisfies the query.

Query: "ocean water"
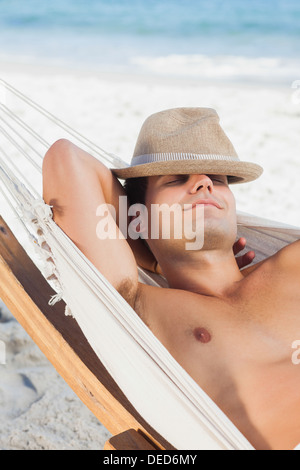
[0,0,300,83]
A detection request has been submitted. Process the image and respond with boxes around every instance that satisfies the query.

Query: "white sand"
[0,61,299,449]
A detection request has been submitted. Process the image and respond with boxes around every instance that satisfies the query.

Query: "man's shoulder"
[274,240,300,266]
[267,239,300,274]
[239,240,300,280]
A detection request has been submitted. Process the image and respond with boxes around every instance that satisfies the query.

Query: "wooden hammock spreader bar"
[0,216,172,451]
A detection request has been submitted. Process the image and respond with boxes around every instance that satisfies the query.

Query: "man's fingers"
[233,237,247,255]
[236,251,256,269]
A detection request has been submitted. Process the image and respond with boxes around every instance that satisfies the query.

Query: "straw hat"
[111,107,263,184]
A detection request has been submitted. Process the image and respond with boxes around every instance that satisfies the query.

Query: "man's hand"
[233,237,255,270]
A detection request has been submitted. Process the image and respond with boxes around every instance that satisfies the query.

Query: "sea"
[0,0,300,84]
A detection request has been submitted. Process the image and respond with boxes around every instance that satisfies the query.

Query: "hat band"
[132,152,239,166]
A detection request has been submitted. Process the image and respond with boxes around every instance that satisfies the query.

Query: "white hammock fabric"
[1,79,299,450]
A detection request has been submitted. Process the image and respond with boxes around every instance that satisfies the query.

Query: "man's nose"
[189,174,213,194]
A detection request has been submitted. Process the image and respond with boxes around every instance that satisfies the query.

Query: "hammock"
[0,79,299,451]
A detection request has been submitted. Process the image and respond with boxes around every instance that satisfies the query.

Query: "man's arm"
[42,139,155,307]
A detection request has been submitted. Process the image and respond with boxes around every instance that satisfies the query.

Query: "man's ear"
[135,212,148,235]
[129,214,141,233]
[128,204,149,240]
[129,214,146,233]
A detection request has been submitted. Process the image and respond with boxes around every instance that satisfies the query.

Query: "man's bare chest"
[137,281,300,449]
[137,273,300,411]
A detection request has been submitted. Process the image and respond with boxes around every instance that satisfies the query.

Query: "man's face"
[142,173,237,256]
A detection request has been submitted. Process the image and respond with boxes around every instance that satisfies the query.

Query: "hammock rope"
[0,79,125,167]
[0,78,299,450]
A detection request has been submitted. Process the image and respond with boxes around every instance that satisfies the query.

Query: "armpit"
[48,198,66,219]
[117,277,138,310]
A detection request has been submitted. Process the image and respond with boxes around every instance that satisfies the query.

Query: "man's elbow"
[42,139,77,212]
[43,139,77,175]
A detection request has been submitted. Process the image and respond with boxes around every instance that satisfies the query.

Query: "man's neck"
[160,249,244,298]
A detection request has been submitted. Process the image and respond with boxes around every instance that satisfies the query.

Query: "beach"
[0,61,299,450]
[1,60,299,226]
[1,0,300,451]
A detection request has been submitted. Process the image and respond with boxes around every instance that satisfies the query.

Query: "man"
[42,108,300,450]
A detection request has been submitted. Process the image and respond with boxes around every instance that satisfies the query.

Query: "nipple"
[193,327,211,344]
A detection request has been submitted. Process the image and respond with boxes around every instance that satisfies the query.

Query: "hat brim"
[111,159,263,184]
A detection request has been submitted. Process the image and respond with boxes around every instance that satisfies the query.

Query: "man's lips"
[183,199,223,210]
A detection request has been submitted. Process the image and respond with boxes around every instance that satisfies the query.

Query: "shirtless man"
[42,107,300,450]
